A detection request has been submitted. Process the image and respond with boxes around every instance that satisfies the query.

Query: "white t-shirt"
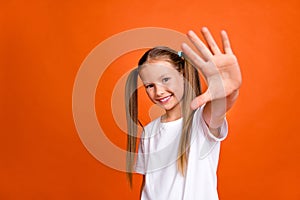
[135,105,228,200]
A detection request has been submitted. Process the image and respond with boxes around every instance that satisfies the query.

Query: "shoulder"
[142,117,161,137]
[144,116,161,129]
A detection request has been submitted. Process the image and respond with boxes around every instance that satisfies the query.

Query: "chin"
[162,103,180,111]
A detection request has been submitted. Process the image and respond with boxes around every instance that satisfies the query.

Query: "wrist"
[204,101,226,125]
[208,114,226,129]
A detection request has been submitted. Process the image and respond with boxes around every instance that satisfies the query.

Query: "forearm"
[203,100,226,129]
[203,90,239,135]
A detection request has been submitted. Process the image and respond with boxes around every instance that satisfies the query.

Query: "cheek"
[145,89,154,99]
[176,82,184,99]
[145,90,158,104]
[170,77,184,99]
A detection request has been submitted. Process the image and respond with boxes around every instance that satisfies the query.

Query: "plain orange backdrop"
[1,0,300,199]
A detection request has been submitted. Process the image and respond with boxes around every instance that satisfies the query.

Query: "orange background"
[1,0,300,199]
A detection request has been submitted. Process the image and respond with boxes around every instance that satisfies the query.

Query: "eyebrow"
[159,74,168,79]
[142,74,169,85]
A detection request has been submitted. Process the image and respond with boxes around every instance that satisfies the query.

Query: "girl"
[125,27,242,200]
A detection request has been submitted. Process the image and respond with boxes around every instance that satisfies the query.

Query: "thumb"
[190,92,211,110]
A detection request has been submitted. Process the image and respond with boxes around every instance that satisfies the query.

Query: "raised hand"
[181,27,242,112]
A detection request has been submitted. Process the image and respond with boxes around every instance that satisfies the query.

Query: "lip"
[156,95,172,104]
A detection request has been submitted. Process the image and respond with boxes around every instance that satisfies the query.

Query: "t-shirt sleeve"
[199,105,228,142]
[135,136,146,174]
[194,104,228,159]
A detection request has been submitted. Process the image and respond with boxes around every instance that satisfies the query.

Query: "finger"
[221,30,233,54]
[201,27,222,55]
[186,30,213,60]
[190,92,211,110]
[181,43,206,70]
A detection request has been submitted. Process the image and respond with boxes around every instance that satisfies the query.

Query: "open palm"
[181,27,242,110]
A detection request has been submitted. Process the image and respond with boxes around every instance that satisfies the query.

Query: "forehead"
[138,60,180,82]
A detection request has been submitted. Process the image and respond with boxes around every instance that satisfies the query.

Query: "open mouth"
[157,95,172,103]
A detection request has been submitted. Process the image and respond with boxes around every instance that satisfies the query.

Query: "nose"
[155,84,164,96]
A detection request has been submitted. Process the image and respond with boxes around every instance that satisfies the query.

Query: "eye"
[145,84,154,89]
[162,77,170,83]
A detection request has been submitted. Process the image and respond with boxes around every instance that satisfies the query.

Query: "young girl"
[125,27,242,200]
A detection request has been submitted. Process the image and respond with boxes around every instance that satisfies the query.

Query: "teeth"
[160,96,171,103]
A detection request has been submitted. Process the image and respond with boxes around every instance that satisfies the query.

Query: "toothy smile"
[157,95,172,103]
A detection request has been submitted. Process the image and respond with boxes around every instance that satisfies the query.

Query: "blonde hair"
[125,46,201,187]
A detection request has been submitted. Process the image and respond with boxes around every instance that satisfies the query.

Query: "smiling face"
[139,60,184,113]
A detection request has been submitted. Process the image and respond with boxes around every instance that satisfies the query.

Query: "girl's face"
[139,60,184,112]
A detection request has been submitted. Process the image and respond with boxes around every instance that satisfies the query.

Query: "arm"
[203,90,239,137]
[181,27,242,137]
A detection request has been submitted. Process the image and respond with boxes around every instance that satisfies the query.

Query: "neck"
[162,104,182,122]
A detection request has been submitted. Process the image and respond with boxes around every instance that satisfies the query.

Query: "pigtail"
[178,59,201,175]
[125,68,139,188]
[126,46,202,181]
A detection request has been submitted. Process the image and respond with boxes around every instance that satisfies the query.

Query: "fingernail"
[202,27,208,32]
[187,30,194,37]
